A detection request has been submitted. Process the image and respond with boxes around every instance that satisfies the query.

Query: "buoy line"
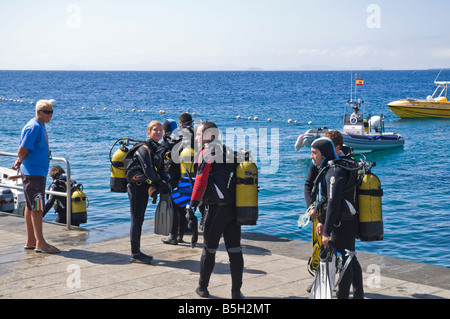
[0,97,312,125]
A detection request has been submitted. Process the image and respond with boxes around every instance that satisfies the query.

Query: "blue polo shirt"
[19,118,50,177]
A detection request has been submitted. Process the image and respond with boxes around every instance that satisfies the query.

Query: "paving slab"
[1,212,449,301]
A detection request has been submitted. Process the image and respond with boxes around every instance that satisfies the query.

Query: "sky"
[0,0,449,71]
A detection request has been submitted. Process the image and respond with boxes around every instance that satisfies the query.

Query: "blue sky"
[1,0,449,70]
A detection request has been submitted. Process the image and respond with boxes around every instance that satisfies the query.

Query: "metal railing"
[0,151,73,229]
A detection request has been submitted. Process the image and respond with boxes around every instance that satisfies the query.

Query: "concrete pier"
[1,212,449,300]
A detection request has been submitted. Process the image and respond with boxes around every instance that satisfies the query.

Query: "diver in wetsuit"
[309,136,364,299]
[188,121,244,299]
[160,114,197,245]
[127,120,170,264]
[44,165,83,226]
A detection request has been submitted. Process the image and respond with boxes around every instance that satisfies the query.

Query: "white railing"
[0,151,73,229]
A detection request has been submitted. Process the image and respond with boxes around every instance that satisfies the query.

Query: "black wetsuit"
[319,164,364,299]
[307,138,364,299]
[127,138,168,256]
[44,178,81,226]
[190,142,243,296]
[160,125,195,241]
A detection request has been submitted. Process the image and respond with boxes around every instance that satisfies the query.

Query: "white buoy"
[254,116,259,120]
[308,121,313,125]
[236,115,241,119]
[267,118,271,121]
[288,119,293,123]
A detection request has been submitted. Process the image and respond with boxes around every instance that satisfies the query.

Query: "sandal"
[35,245,61,254]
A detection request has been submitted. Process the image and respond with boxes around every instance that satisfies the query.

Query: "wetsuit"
[309,138,364,299]
[44,177,85,226]
[127,138,168,257]
[190,141,243,297]
[160,125,196,243]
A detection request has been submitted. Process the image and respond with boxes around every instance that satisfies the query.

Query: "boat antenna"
[434,67,443,83]
[350,67,353,102]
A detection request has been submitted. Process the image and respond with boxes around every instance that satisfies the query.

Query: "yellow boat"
[387,81,450,118]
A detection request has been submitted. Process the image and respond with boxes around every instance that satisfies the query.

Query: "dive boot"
[195,286,210,298]
[130,252,153,264]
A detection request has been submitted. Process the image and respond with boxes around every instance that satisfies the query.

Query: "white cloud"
[296,46,402,59]
[432,48,450,58]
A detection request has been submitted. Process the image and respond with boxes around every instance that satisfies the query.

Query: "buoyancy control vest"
[313,157,360,225]
[311,156,383,242]
[122,139,165,185]
[192,143,259,225]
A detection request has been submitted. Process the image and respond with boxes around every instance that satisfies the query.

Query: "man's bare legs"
[25,207,59,252]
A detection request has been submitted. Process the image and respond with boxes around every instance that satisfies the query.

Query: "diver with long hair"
[127,120,170,264]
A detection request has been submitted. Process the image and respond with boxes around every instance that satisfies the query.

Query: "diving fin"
[309,243,337,299]
[154,192,174,236]
[190,215,198,248]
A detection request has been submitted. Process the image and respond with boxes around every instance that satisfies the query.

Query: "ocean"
[0,70,449,268]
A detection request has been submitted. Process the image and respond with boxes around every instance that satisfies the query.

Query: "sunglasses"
[40,110,53,114]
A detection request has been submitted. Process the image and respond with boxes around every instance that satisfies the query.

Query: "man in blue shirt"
[12,100,60,254]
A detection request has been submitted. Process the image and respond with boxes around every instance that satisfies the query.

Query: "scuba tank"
[110,143,129,193]
[109,138,145,192]
[235,151,258,225]
[358,167,383,241]
[179,146,195,177]
[71,184,88,224]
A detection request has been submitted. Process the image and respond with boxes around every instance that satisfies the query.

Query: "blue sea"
[1,70,449,268]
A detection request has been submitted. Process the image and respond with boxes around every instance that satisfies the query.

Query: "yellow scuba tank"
[180,146,195,176]
[358,170,383,241]
[110,144,128,193]
[236,151,258,225]
[71,185,88,224]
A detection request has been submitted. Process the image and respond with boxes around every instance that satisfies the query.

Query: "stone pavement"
[1,212,449,300]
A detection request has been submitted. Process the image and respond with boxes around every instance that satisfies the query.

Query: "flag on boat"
[356,78,364,86]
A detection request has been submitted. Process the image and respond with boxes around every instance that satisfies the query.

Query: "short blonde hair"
[147,120,163,136]
[35,99,53,112]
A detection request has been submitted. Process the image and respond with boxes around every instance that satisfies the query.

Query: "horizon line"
[0,68,446,72]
